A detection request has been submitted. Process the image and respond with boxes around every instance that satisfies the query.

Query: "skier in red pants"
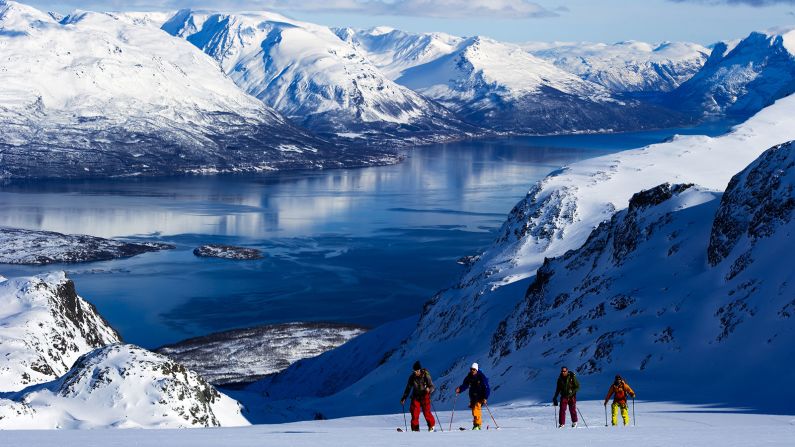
[400,361,436,431]
[552,366,580,428]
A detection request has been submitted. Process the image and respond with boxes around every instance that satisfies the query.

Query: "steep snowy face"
[0,344,249,429]
[670,28,795,118]
[0,272,120,392]
[164,11,465,137]
[490,145,795,406]
[336,26,464,80]
[527,40,709,93]
[0,2,365,179]
[395,36,682,133]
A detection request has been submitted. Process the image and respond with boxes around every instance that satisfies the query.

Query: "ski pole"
[402,402,408,432]
[430,399,444,432]
[449,393,458,432]
[632,397,636,427]
[553,402,557,427]
[484,402,500,429]
[604,403,609,427]
[576,406,589,428]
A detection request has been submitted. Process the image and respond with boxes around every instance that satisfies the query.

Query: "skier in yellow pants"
[604,375,636,426]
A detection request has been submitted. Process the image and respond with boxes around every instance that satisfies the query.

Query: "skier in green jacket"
[552,366,580,428]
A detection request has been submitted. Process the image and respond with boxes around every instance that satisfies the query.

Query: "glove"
[455,387,461,394]
[400,399,405,406]
[553,399,558,406]
[482,399,487,405]
[604,401,608,406]
[631,393,636,399]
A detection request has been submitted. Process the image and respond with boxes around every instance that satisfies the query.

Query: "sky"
[20,0,795,44]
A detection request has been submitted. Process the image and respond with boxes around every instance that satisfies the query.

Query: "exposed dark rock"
[193,244,263,260]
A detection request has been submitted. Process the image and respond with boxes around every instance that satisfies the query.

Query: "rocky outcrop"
[708,141,795,266]
[0,272,121,391]
[0,344,249,429]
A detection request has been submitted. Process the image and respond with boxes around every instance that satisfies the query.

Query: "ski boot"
[572,422,578,428]
[472,424,482,430]
[428,425,435,432]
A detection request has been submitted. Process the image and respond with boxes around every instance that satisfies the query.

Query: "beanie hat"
[471,362,479,371]
[413,361,422,371]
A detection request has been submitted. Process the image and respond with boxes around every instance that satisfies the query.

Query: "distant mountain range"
[2,0,795,178]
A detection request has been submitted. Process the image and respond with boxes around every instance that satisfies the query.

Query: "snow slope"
[251,93,795,420]
[669,28,795,118]
[394,36,684,133]
[527,40,709,93]
[0,344,249,429]
[0,1,392,179]
[163,10,468,140]
[0,272,120,392]
[1,401,792,446]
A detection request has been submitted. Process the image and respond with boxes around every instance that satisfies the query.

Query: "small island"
[192,244,263,260]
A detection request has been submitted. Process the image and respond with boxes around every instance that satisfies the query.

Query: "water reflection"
[0,141,621,239]
[0,128,731,347]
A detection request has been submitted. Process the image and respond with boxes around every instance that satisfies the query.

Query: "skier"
[400,361,436,432]
[455,362,490,430]
[552,366,580,428]
[603,374,636,426]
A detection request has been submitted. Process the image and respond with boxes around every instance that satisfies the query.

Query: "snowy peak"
[0,272,121,392]
[0,344,249,429]
[671,28,795,118]
[164,10,465,137]
[338,26,464,80]
[528,40,710,93]
[0,0,56,32]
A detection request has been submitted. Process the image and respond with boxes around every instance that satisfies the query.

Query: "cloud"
[668,0,795,6]
[35,0,560,19]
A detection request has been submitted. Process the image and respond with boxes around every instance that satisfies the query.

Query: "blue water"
[0,125,731,348]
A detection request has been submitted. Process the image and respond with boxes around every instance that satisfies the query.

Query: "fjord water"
[0,127,729,348]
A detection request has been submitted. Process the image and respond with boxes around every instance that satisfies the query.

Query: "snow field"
[1,401,793,446]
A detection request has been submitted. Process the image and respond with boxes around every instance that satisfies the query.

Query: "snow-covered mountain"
[0,272,120,392]
[0,343,249,428]
[250,93,795,420]
[392,36,684,133]
[335,26,465,80]
[0,1,395,179]
[668,28,795,119]
[526,40,710,93]
[162,10,469,141]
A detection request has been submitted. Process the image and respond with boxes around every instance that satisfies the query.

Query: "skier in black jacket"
[400,361,436,431]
